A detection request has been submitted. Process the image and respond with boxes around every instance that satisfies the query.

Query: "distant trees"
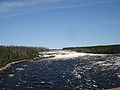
[63,45,120,54]
[0,45,49,68]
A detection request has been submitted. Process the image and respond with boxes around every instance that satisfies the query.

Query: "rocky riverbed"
[0,50,120,90]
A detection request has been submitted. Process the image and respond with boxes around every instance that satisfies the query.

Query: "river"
[0,50,120,90]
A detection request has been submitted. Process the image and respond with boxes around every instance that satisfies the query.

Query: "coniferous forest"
[63,45,120,54]
[0,46,48,68]
[1,45,120,68]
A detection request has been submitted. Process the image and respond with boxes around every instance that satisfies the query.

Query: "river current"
[0,50,120,90]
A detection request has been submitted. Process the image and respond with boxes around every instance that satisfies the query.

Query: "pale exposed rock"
[32,81,53,85]
[8,74,14,77]
[117,57,120,60]
[93,84,98,87]
[101,63,112,66]
[15,68,24,71]
[76,74,81,79]
[16,85,19,87]
[22,65,28,67]
[118,75,120,78]
[26,86,33,89]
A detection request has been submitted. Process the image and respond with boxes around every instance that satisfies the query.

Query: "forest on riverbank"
[63,44,120,54]
[0,46,49,68]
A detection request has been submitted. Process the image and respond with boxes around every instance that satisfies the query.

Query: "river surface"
[0,50,120,90]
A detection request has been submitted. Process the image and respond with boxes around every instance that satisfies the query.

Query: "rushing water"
[0,50,120,90]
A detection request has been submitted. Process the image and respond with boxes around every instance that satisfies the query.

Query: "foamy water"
[39,50,106,60]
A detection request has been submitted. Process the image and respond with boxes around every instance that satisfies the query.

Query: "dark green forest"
[63,45,120,54]
[0,46,48,68]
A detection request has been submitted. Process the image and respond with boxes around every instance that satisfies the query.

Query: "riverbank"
[107,87,120,90]
[0,59,29,72]
[63,44,120,54]
[0,45,49,68]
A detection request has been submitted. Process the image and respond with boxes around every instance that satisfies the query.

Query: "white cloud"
[0,0,53,12]
[0,0,83,12]
[0,0,119,12]
[0,0,120,18]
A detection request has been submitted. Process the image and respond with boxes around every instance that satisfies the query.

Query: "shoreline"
[0,59,29,72]
[107,87,120,90]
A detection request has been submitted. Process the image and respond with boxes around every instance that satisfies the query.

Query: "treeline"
[0,45,49,68]
[63,45,120,54]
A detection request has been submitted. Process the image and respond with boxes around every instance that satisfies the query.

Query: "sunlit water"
[0,50,120,90]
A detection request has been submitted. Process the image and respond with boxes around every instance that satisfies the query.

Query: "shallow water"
[0,51,120,90]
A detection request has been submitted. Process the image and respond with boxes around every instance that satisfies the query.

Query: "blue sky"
[0,0,120,49]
